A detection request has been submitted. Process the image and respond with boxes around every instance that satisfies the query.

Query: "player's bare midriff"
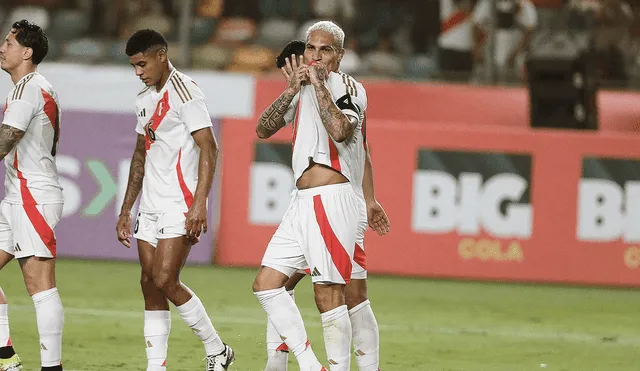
[296,161,348,190]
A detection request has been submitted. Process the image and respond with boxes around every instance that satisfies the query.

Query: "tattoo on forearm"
[0,124,25,160]
[257,89,296,138]
[121,135,146,212]
[314,84,355,141]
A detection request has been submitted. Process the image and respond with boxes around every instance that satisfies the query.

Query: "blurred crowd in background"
[1,0,640,89]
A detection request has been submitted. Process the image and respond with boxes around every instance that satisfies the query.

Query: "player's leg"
[264,271,306,371]
[0,202,21,371]
[152,235,232,369]
[303,185,360,371]
[254,203,325,371]
[347,220,380,371]
[16,203,63,371]
[346,279,379,371]
[137,230,171,371]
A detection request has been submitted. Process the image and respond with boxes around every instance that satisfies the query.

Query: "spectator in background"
[568,0,634,86]
[340,37,362,75]
[472,0,538,83]
[438,0,476,81]
[361,34,404,77]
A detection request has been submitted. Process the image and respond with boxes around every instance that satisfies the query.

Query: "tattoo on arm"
[256,89,296,139]
[0,124,25,161]
[120,134,146,213]
[314,84,357,142]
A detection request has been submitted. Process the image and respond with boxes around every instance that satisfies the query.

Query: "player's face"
[304,30,344,73]
[129,48,166,86]
[0,30,29,73]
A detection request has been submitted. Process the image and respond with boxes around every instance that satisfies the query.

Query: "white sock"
[32,287,64,367]
[176,294,225,356]
[349,300,379,371]
[256,287,322,371]
[0,304,10,348]
[265,290,295,371]
[321,305,352,371]
[144,310,171,370]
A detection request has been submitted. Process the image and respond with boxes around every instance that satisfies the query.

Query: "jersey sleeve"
[283,93,300,125]
[329,74,367,123]
[178,82,213,133]
[472,0,491,25]
[134,103,145,135]
[2,85,39,131]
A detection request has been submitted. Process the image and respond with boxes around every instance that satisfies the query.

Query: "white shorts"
[134,211,187,248]
[262,183,360,284]
[0,200,62,259]
[298,198,368,280]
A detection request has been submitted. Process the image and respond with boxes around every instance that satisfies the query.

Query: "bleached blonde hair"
[305,21,345,49]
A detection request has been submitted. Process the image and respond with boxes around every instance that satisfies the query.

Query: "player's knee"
[314,286,345,313]
[252,275,266,293]
[140,272,154,288]
[345,280,368,309]
[345,291,367,310]
[152,271,176,293]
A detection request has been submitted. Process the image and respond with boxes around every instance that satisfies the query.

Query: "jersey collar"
[15,71,38,86]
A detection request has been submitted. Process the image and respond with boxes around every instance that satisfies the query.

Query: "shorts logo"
[14,243,21,252]
[311,267,322,277]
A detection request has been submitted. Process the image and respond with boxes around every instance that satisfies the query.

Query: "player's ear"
[157,47,168,63]
[22,46,33,62]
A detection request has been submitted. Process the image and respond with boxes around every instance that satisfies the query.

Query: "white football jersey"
[285,71,368,199]
[2,72,63,205]
[135,69,213,213]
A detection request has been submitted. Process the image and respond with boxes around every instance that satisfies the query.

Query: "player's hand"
[116,213,132,248]
[367,200,390,236]
[281,54,307,94]
[308,61,328,86]
[185,199,207,243]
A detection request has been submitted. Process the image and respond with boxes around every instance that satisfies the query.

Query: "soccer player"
[263,41,390,371]
[115,29,234,371]
[0,20,65,371]
[253,20,385,371]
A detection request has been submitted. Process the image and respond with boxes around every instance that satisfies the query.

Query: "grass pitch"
[1,260,638,370]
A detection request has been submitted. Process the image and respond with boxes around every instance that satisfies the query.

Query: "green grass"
[1,259,639,370]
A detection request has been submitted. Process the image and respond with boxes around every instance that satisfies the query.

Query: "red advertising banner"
[216,80,640,287]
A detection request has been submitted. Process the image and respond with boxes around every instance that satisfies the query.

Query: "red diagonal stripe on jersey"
[354,243,367,270]
[6,337,11,347]
[313,195,352,283]
[145,91,170,150]
[14,153,56,257]
[176,149,194,209]
[441,10,469,33]
[328,137,342,172]
[41,89,60,155]
[292,101,302,150]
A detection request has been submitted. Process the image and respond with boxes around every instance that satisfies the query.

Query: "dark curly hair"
[126,29,168,56]
[276,40,306,68]
[11,19,49,65]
